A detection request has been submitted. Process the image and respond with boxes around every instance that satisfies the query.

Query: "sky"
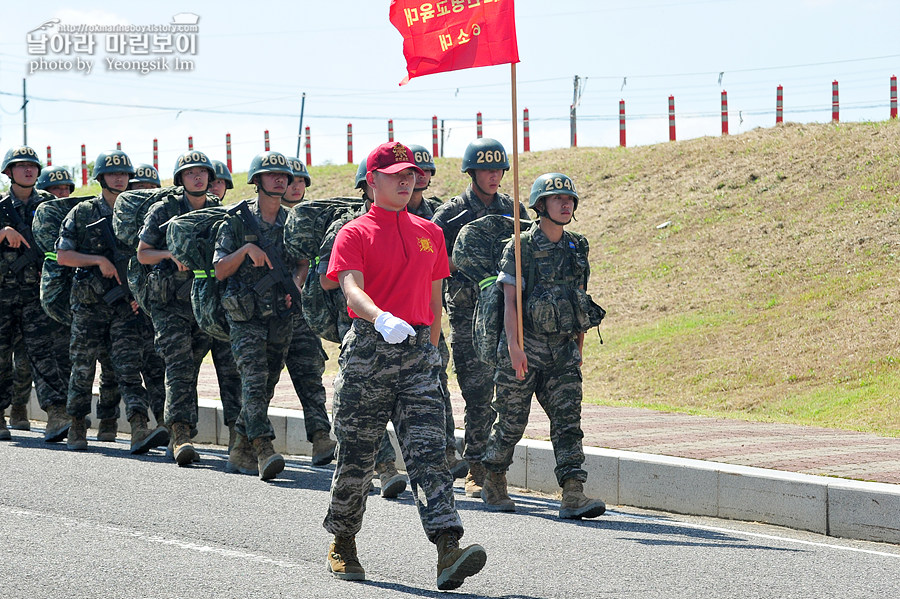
[1,0,897,185]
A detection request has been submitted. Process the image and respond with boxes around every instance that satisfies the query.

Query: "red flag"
[389,0,519,85]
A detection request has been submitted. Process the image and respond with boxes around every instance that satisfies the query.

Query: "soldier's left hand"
[129,300,140,315]
[285,293,292,309]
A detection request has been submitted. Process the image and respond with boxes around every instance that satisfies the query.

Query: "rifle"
[226,200,301,317]
[0,196,44,274]
[86,216,132,306]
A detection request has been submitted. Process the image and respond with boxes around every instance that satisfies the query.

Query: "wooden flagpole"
[510,62,525,355]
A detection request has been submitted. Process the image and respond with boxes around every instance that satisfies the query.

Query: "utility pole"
[570,75,580,148]
[296,92,306,159]
[440,119,445,158]
[22,79,28,145]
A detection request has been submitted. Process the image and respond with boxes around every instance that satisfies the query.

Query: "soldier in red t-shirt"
[322,142,486,591]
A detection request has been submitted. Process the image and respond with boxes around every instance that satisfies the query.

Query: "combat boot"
[446,447,469,479]
[96,418,118,442]
[128,413,169,455]
[44,404,70,443]
[559,478,606,520]
[226,432,258,475]
[327,536,365,581]
[8,405,30,431]
[252,437,285,481]
[481,469,516,512]
[171,422,199,466]
[375,461,407,498]
[464,461,486,498]
[67,417,88,450]
[311,429,337,466]
[435,530,487,591]
[0,415,10,441]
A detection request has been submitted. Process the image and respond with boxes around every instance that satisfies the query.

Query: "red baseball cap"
[367,142,425,177]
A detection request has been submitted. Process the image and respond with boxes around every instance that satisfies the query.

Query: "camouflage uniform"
[0,189,69,417]
[140,313,166,425]
[213,199,293,442]
[482,224,590,485]
[139,194,219,428]
[57,197,150,421]
[12,333,34,409]
[34,196,121,422]
[323,319,462,542]
[285,312,330,441]
[317,207,396,466]
[210,338,242,427]
[431,187,528,463]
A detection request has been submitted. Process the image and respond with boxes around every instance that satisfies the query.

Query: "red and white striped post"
[432,116,439,158]
[116,142,122,150]
[776,85,784,124]
[305,127,311,166]
[523,108,530,152]
[891,75,897,119]
[188,136,194,150]
[388,119,394,142]
[346,123,353,164]
[80,144,87,186]
[831,80,839,123]
[225,133,232,172]
[476,112,483,138]
[619,100,626,147]
[264,130,270,151]
[46,145,52,166]
[721,90,729,136]
[668,95,676,141]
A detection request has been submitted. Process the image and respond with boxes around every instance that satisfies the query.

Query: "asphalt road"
[3,430,899,599]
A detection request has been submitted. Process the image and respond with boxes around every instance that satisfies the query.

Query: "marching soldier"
[56,149,168,453]
[0,147,71,442]
[480,173,606,519]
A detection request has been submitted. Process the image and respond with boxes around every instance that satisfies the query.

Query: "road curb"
[25,393,900,545]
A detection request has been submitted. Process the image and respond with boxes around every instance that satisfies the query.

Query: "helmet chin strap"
[99,175,127,195]
[184,186,208,198]
[470,173,495,199]
[281,193,304,206]
[256,180,283,199]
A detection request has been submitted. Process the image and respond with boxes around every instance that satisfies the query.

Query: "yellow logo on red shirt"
[417,237,434,253]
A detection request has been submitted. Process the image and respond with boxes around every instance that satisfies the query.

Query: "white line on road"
[2,505,300,568]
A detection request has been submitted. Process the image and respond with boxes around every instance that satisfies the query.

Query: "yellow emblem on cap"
[417,237,434,253]
[392,143,408,162]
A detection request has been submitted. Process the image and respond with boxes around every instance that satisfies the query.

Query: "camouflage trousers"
[151,301,212,428]
[95,348,122,421]
[0,286,69,412]
[336,317,396,466]
[12,331,34,407]
[324,319,463,543]
[447,307,496,463]
[227,314,292,442]
[286,313,330,441]
[437,333,457,451]
[483,333,587,486]
[67,301,149,421]
[140,313,166,425]
[210,338,242,427]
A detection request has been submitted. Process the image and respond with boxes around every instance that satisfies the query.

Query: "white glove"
[374,311,416,344]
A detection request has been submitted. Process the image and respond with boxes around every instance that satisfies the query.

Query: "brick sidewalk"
[196,363,900,485]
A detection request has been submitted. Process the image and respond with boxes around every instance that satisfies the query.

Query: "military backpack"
[33,196,90,325]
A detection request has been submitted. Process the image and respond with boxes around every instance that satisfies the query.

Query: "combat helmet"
[211,160,233,189]
[173,150,215,187]
[36,165,75,194]
[130,164,161,187]
[288,157,311,187]
[408,144,436,174]
[461,138,509,174]
[93,149,134,192]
